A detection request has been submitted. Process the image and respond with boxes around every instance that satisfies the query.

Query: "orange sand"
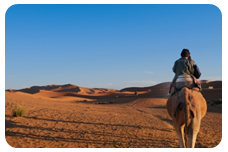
[5,81,222,148]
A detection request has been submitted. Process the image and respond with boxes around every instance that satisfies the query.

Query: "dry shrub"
[12,105,27,117]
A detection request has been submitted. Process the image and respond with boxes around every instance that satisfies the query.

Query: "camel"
[167,87,207,148]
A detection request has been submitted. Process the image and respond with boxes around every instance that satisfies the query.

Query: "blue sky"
[5,4,222,90]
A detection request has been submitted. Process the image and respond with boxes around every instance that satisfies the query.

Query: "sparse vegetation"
[95,100,115,104]
[97,102,107,104]
[213,99,222,105]
[12,104,27,117]
[109,100,115,104]
[209,99,222,106]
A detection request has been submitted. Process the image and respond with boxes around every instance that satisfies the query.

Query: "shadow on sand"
[5,115,177,148]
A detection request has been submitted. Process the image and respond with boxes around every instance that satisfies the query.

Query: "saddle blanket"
[175,74,194,90]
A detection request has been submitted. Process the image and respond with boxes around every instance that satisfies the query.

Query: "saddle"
[170,74,201,95]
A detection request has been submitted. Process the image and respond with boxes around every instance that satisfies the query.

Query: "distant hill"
[119,80,222,92]
[200,81,222,89]
[6,80,222,95]
[120,82,171,92]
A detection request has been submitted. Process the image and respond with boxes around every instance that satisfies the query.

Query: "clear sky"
[5,4,222,90]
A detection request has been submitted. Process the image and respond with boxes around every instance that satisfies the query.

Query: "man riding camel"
[169,48,201,95]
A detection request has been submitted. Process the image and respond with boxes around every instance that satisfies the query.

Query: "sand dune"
[12,84,118,96]
[200,81,222,88]
[120,82,171,92]
[5,81,222,148]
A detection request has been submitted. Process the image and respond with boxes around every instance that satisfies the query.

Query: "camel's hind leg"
[187,131,198,148]
[173,121,186,148]
[186,119,200,148]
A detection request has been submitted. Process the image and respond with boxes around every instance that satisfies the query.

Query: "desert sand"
[5,81,222,148]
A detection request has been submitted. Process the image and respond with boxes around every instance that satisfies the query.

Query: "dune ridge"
[5,80,222,103]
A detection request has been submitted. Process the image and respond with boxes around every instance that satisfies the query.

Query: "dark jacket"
[171,58,194,84]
